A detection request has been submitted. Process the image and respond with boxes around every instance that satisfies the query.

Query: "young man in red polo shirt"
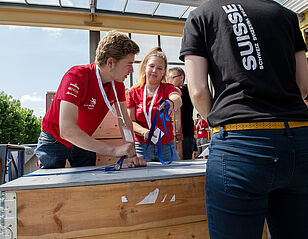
[35,31,146,169]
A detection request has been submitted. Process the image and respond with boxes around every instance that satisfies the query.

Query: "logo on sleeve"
[222,4,264,71]
[66,83,80,98]
[84,98,96,110]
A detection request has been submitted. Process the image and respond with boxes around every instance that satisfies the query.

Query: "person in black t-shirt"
[168,67,195,159]
[180,1,308,238]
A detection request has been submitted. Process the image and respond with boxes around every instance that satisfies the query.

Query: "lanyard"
[96,65,126,127]
[143,84,160,128]
[144,99,173,165]
[196,120,202,129]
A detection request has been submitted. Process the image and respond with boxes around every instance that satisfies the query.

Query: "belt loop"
[284,121,292,137]
[218,126,225,139]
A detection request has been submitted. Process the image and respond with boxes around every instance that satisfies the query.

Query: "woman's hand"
[158,99,174,116]
[143,129,157,141]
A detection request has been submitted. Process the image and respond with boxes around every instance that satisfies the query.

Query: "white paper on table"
[200,147,209,157]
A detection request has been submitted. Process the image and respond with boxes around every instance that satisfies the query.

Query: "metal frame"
[0,145,25,185]
[0,2,185,36]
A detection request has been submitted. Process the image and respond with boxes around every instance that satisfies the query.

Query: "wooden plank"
[79,221,209,239]
[262,221,268,239]
[0,160,206,191]
[92,106,122,139]
[16,176,206,238]
[172,109,184,160]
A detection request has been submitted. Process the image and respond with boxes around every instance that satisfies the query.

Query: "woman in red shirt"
[127,47,182,162]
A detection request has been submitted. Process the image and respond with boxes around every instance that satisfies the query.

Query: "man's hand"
[115,143,136,157]
[126,156,147,167]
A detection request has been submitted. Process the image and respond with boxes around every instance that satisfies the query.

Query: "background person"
[180,0,308,238]
[127,47,182,162]
[168,67,195,159]
[35,31,146,169]
[194,113,209,157]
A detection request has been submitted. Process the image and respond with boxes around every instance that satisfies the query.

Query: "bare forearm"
[132,121,149,137]
[295,50,308,100]
[59,100,135,158]
[60,124,119,156]
[185,55,212,119]
[169,93,182,111]
[189,89,212,119]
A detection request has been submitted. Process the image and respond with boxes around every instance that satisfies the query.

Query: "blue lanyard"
[23,156,126,177]
[144,99,174,165]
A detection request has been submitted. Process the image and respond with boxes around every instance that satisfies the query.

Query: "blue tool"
[105,155,126,171]
[23,155,127,177]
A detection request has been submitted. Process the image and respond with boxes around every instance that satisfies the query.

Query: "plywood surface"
[92,105,122,139]
[75,221,209,239]
[0,160,206,191]
[16,176,206,238]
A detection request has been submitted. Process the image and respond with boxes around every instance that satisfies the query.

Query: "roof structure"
[0,0,307,36]
[282,0,308,13]
[0,0,203,36]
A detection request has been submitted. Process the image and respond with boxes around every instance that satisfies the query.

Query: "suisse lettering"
[222,4,257,70]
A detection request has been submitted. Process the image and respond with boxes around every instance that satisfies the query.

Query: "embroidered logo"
[138,103,143,110]
[84,98,96,110]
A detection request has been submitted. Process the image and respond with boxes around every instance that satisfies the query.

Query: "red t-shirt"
[126,83,179,145]
[42,63,126,147]
[194,119,208,139]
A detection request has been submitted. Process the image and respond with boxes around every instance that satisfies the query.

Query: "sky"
[1,25,89,117]
[0,24,184,118]
[0,0,285,117]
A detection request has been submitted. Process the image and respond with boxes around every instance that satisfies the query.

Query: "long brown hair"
[133,47,167,88]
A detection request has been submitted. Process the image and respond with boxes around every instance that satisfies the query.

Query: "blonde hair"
[133,47,167,88]
[95,31,139,66]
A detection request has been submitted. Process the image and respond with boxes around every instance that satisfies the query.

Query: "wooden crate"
[0,161,208,239]
[92,105,122,139]
[0,160,268,238]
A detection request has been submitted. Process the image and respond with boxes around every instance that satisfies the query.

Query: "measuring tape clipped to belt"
[144,99,174,165]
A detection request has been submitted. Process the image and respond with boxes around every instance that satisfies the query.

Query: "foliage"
[0,91,42,144]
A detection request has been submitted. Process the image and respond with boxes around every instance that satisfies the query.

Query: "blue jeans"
[135,141,180,162]
[206,124,308,239]
[35,130,96,169]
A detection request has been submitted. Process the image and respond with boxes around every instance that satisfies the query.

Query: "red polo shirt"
[194,119,208,139]
[42,63,126,148]
[126,83,179,145]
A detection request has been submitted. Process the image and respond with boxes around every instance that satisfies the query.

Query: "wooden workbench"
[0,160,208,239]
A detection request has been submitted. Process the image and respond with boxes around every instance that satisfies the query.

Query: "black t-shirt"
[180,0,308,127]
[178,84,194,137]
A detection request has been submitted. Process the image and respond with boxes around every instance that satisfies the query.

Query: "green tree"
[0,91,42,144]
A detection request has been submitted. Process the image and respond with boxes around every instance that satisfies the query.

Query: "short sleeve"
[292,12,307,52]
[163,84,180,98]
[179,10,208,62]
[58,67,85,106]
[126,88,136,108]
